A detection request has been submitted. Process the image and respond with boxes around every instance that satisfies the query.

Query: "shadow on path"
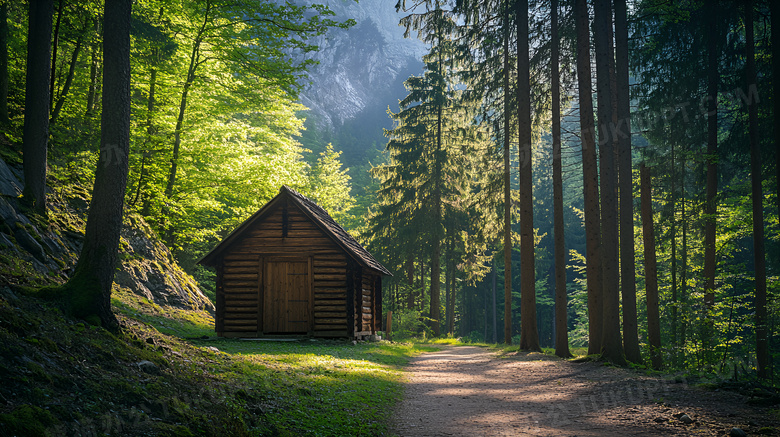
[389,346,772,437]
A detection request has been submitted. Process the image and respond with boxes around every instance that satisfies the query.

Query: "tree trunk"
[50,28,85,125]
[774,0,780,231]
[614,0,641,364]
[406,254,415,310]
[164,2,211,201]
[448,260,456,334]
[85,18,100,117]
[492,256,498,344]
[680,158,688,357]
[22,0,54,216]
[444,239,451,335]
[0,2,9,125]
[702,1,719,365]
[49,0,62,111]
[745,0,768,380]
[640,163,662,369]
[594,0,625,365]
[63,0,131,331]
[574,0,603,356]
[551,0,571,359]
[503,0,512,345]
[517,0,540,352]
[430,27,443,337]
[420,260,427,314]
[135,65,157,207]
[430,173,441,336]
[704,1,719,310]
[670,140,678,364]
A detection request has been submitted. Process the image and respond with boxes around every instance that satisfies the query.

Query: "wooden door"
[263,260,310,333]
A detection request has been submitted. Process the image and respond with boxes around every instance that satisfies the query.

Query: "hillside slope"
[0,156,213,313]
[0,151,421,436]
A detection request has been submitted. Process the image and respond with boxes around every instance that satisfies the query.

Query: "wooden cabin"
[198,185,391,339]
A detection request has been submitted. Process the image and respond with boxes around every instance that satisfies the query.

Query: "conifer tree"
[550,0,571,359]
[615,0,641,364]
[574,0,603,355]
[516,0,539,352]
[744,0,767,380]
[452,0,515,343]
[594,0,625,365]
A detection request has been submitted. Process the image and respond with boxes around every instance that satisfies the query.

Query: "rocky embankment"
[0,157,213,313]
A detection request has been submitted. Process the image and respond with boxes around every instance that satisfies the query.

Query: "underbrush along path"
[389,346,776,436]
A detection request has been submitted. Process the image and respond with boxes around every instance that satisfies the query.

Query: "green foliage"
[390,309,435,339]
[2,0,357,277]
[630,0,779,379]
[307,144,356,225]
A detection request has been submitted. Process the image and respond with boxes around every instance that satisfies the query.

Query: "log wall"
[217,201,350,337]
[360,273,374,333]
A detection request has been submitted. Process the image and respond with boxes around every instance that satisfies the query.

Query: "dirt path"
[389,346,777,437]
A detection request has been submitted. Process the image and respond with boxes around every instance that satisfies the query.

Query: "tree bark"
[85,18,100,117]
[503,0,512,345]
[63,0,131,331]
[774,0,780,231]
[614,0,641,364]
[0,2,9,125]
[680,158,688,355]
[22,0,54,216]
[429,116,442,336]
[640,163,662,369]
[492,256,498,343]
[517,0,539,352]
[574,0,603,355]
[49,0,62,111]
[429,17,444,337]
[594,0,625,365]
[670,140,678,364]
[745,0,768,380]
[446,236,454,335]
[704,1,719,310]
[551,0,571,359]
[406,253,415,310]
[448,260,456,334]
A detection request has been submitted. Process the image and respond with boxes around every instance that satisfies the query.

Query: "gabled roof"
[198,185,392,276]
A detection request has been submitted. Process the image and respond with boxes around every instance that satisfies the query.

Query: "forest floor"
[389,346,780,437]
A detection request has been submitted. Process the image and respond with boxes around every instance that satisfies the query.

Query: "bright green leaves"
[307,144,356,225]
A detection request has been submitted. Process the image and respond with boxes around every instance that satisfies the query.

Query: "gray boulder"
[0,158,22,197]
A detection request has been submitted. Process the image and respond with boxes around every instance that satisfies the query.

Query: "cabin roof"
[198,185,392,276]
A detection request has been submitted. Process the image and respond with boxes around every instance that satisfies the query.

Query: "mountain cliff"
[297,0,426,163]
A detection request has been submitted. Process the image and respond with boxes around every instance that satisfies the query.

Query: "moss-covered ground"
[0,287,435,436]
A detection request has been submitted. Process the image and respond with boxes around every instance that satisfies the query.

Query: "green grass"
[111,287,214,338]
[1,286,436,436]
[403,336,590,361]
[196,339,434,436]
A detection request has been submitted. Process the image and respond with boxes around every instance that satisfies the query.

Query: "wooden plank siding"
[217,201,350,337]
[374,276,382,332]
[203,187,389,340]
[221,256,259,334]
[360,273,373,333]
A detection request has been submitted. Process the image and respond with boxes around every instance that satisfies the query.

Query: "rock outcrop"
[297,0,426,130]
[0,157,213,313]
